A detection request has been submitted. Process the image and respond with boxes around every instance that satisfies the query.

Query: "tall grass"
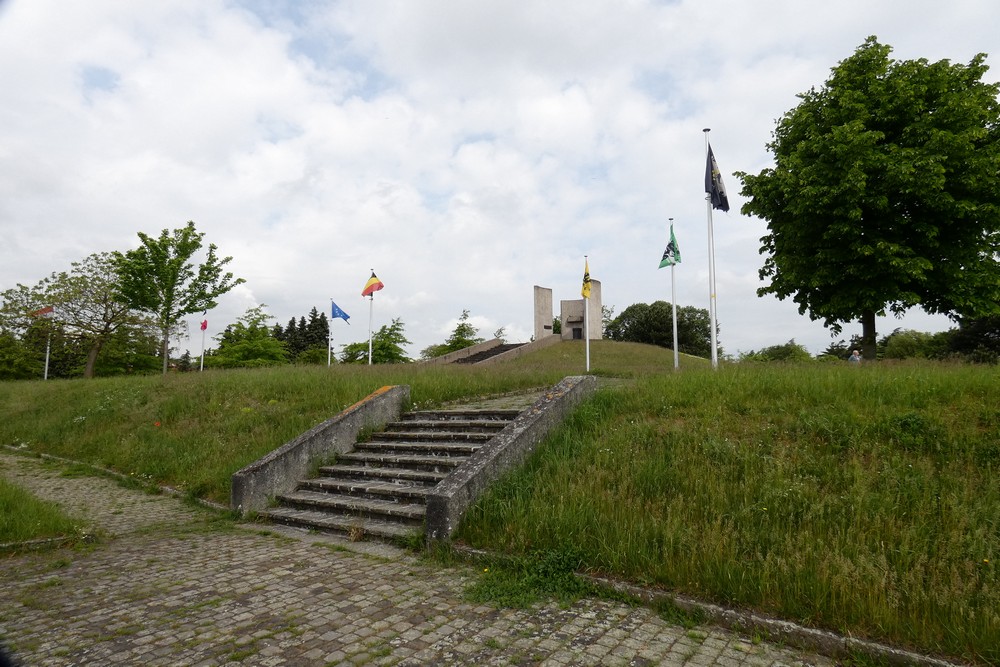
[0,361,571,504]
[0,476,83,544]
[457,362,1000,664]
[3,345,996,662]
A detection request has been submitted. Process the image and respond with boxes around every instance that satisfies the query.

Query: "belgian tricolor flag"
[361,271,384,297]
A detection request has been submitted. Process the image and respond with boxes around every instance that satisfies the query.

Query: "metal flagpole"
[199,325,205,371]
[703,129,719,369]
[583,255,590,372]
[44,329,51,380]
[328,298,333,367]
[669,218,679,371]
[367,295,374,365]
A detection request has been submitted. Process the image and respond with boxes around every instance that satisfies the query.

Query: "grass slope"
[1,342,996,662]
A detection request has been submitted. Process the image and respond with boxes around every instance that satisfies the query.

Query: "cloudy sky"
[2,0,998,360]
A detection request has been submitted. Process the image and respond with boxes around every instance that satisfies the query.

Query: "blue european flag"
[331,301,350,323]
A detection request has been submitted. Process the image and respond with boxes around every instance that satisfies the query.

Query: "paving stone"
[0,451,845,666]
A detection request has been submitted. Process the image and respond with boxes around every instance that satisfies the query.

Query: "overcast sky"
[2,0,998,360]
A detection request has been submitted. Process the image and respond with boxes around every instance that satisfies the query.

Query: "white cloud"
[1,0,996,361]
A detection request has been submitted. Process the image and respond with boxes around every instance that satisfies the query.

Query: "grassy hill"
[1,341,997,663]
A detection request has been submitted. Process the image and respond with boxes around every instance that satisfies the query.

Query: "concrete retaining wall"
[231,385,410,515]
[475,334,561,365]
[420,338,502,365]
[425,375,597,541]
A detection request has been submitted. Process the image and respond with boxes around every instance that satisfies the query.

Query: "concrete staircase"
[258,408,521,543]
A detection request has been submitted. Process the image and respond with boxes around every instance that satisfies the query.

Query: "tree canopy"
[604,301,714,358]
[420,310,484,359]
[738,37,1000,359]
[341,318,412,364]
[210,305,288,368]
[114,221,244,374]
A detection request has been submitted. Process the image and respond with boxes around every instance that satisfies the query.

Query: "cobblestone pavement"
[0,451,837,667]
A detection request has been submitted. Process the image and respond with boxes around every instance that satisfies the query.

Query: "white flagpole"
[584,255,590,372]
[199,325,206,371]
[704,128,719,369]
[44,329,51,380]
[367,294,374,365]
[669,218,679,371]
[328,298,333,367]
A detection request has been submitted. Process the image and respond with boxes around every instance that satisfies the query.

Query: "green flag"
[659,225,681,268]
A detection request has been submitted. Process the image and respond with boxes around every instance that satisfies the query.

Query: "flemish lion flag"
[659,225,682,268]
[361,271,384,297]
[581,259,592,299]
[705,143,730,212]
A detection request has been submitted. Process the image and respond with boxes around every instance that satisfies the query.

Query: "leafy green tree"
[947,316,1000,363]
[739,339,813,362]
[0,332,36,380]
[210,305,288,368]
[605,301,715,357]
[738,37,1000,360]
[114,221,244,374]
[420,310,485,359]
[341,318,411,364]
[0,253,152,378]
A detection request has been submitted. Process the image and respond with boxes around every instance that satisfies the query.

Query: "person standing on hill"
[848,349,862,364]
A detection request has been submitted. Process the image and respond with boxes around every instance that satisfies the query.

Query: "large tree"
[115,222,244,374]
[0,252,152,378]
[604,301,714,358]
[211,305,288,368]
[341,318,412,364]
[738,37,1000,359]
[420,309,485,359]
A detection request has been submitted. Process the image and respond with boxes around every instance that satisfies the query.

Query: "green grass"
[456,361,999,665]
[0,359,576,504]
[1,343,997,663]
[0,476,85,545]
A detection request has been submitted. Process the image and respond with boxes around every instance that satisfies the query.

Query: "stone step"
[259,507,422,541]
[275,490,426,523]
[371,430,495,443]
[298,477,431,502]
[404,410,521,422]
[317,464,446,485]
[335,451,467,472]
[383,419,510,434]
[354,440,482,455]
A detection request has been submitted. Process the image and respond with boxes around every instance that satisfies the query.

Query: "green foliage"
[420,310,485,359]
[464,547,598,608]
[0,252,154,378]
[341,318,412,364]
[605,301,714,357]
[738,37,1000,354]
[739,339,813,362]
[209,305,288,368]
[114,221,244,374]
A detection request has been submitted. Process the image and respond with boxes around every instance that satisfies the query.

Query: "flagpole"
[44,329,51,380]
[367,295,373,366]
[704,128,719,370]
[328,298,333,367]
[669,218,679,371]
[199,325,205,372]
[584,255,591,372]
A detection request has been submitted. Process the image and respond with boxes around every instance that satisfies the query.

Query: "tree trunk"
[83,342,102,379]
[861,310,877,360]
[161,330,170,375]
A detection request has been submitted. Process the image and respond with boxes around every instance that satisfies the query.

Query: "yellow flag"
[581,258,591,299]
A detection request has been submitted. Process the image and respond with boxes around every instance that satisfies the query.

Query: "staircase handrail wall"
[425,375,597,541]
[231,385,410,515]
